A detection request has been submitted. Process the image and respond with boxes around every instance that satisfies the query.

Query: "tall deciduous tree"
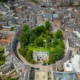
[33,26,46,36]
[29,33,37,43]
[0,0,15,2]
[19,32,27,46]
[69,1,73,6]
[58,40,65,48]
[34,36,44,47]
[45,21,51,30]
[55,30,63,38]
[22,24,29,32]
[26,50,33,62]
[54,45,64,60]
[48,53,55,64]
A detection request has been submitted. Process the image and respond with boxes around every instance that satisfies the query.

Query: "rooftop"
[43,14,59,18]
[53,72,78,80]
[64,55,80,73]
[0,32,14,43]
[35,70,48,80]
[68,24,80,30]
[68,32,80,47]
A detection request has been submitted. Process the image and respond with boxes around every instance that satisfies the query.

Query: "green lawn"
[28,46,47,52]
[28,45,54,53]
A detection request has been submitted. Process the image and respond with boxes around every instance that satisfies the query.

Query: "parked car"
[35,68,40,70]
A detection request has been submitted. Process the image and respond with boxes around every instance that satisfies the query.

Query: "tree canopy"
[48,53,55,64]
[53,45,64,60]
[7,77,18,80]
[69,1,74,6]
[0,0,15,2]
[19,22,64,64]
[10,27,14,31]
[0,47,5,65]
[30,0,39,4]
[22,24,29,32]
[45,20,51,30]
[34,36,44,47]
[55,30,63,38]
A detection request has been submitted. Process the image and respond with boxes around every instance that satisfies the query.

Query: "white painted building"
[73,31,80,38]
[33,51,49,64]
[64,54,80,72]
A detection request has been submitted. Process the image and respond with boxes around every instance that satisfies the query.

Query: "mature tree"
[0,0,7,2]
[34,36,44,47]
[19,23,65,64]
[30,0,39,4]
[29,33,37,43]
[18,47,27,57]
[0,47,4,53]
[54,45,64,60]
[26,50,33,62]
[45,21,51,30]
[0,0,15,2]
[25,30,33,44]
[69,1,73,6]
[58,40,65,48]
[33,26,46,36]
[48,53,55,64]
[19,29,33,46]
[0,47,5,65]
[46,30,54,38]
[41,33,46,38]
[19,32,28,46]
[46,36,51,43]
[22,24,29,32]
[7,77,18,80]
[52,38,58,47]
[55,30,63,38]
[19,24,31,46]
[30,59,36,64]
[10,27,14,31]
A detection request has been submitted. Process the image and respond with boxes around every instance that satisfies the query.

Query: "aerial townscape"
[0,0,80,80]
